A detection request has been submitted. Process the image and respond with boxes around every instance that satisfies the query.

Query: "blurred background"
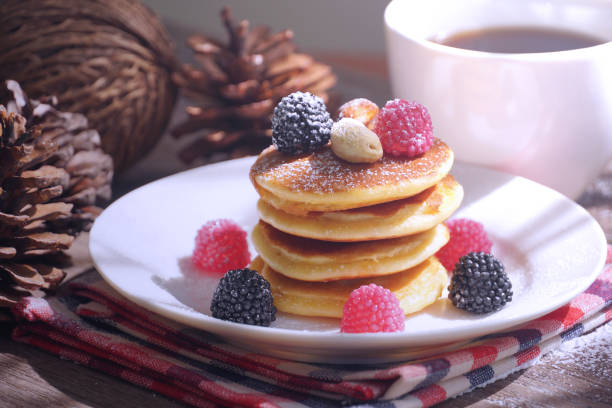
[142,0,388,57]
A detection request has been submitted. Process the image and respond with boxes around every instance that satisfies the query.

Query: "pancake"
[259,256,448,318]
[251,221,449,281]
[249,256,266,273]
[250,138,454,215]
[257,174,463,241]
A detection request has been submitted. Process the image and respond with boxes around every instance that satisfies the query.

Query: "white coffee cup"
[384,0,612,198]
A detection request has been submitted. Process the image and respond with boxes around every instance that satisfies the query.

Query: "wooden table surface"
[1,24,611,408]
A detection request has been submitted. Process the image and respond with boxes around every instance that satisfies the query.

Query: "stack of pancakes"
[249,138,463,318]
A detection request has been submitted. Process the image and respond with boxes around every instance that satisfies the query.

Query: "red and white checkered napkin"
[11,246,612,408]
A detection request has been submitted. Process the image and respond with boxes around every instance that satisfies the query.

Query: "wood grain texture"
[437,336,612,408]
[0,337,184,408]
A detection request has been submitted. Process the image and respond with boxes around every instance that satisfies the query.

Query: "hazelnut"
[330,118,383,163]
[336,98,379,130]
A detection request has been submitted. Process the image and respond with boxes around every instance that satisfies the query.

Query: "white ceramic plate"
[90,158,607,363]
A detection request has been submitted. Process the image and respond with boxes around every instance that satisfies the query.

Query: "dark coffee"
[433,26,605,53]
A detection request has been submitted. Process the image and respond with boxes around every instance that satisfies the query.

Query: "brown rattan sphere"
[0,0,178,171]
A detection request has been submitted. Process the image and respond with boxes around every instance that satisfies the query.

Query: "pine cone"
[172,7,337,163]
[0,80,113,308]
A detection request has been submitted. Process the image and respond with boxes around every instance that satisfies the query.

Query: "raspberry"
[340,284,405,333]
[271,91,333,155]
[192,219,250,276]
[211,268,276,326]
[448,252,513,314]
[436,218,493,271]
[375,99,433,157]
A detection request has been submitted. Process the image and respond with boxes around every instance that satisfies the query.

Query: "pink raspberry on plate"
[340,284,405,333]
[436,218,493,271]
[192,219,251,276]
[375,99,434,158]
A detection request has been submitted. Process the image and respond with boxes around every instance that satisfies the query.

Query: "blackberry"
[448,252,512,314]
[211,268,276,326]
[271,91,333,155]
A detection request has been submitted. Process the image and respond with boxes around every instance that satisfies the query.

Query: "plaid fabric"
[11,246,612,408]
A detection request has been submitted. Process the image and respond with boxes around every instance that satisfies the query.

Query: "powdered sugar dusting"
[490,236,532,300]
[250,139,451,194]
[547,321,612,378]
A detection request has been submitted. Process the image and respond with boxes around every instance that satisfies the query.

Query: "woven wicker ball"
[0,0,177,171]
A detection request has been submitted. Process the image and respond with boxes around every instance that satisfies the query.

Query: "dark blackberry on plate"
[448,252,513,314]
[211,268,276,326]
